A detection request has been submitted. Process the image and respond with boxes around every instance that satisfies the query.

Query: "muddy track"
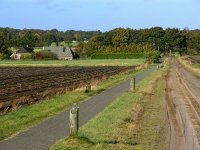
[165,58,200,150]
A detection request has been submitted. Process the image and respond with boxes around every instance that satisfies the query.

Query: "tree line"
[0,27,101,58]
[0,27,101,47]
[0,27,200,59]
[76,27,200,57]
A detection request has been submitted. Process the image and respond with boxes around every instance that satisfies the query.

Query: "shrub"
[20,53,33,60]
[34,50,57,60]
[0,52,12,60]
[0,50,12,60]
[145,50,161,63]
[0,53,3,60]
[91,53,145,59]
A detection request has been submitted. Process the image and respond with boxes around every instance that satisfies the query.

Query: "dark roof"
[16,47,34,54]
[43,46,73,58]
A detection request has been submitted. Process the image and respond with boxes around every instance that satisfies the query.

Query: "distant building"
[10,47,34,59]
[43,46,73,60]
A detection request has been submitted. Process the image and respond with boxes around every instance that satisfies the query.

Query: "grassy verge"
[178,57,200,77]
[0,67,146,141]
[0,59,144,67]
[194,63,200,68]
[51,60,169,150]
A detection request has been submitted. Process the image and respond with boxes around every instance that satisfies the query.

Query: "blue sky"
[0,0,199,31]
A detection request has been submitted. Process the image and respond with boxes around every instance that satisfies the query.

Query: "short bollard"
[157,65,159,70]
[130,77,136,92]
[85,84,91,92]
[69,103,79,135]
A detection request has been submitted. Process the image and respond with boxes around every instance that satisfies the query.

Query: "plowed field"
[0,66,136,112]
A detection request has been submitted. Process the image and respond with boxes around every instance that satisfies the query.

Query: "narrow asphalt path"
[0,66,156,150]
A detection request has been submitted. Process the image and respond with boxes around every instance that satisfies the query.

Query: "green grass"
[0,59,145,67]
[51,60,169,150]
[193,63,200,68]
[178,57,200,78]
[0,92,88,141]
[0,68,146,141]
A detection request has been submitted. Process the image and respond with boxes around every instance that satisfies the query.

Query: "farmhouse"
[43,46,73,60]
[10,47,34,59]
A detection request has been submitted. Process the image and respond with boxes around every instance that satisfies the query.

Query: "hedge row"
[91,53,146,59]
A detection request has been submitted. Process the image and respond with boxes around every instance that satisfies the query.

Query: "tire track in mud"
[165,58,200,150]
[165,67,185,150]
[176,66,200,143]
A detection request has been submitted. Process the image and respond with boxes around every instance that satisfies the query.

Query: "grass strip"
[51,59,169,150]
[0,59,144,67]
[178,57,200,78]
[0,67,146,141]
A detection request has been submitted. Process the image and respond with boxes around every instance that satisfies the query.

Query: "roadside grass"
[0,67,145,141]
[194,63,200,68]
[51,60,169,150]
[178,57,200,77]
[0,59,145,67]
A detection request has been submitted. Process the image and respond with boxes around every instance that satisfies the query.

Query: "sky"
[0,0,199,31]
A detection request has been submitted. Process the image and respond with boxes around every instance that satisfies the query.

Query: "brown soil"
[0,66,136,112]
[165,58,200,150]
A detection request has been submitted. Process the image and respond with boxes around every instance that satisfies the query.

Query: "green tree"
[0,30,12,59]
[186,30,200,54]
[73,32,81,41]
[112,28,131,47]
[16,31,38,47]
[164,28,187,55]
[148,27,165,52]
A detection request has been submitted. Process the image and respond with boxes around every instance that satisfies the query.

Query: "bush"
[0,51,12,60]
[145,51,161,63]
[91,53,145,59]
[0,53,3,60]
[34,50,57,60]
[20,53,33,60]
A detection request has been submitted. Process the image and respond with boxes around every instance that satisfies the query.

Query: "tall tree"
[112,28,131,47]
[164,28,187,54]
[0,30,12,58]
[148,27,165,51]
[16,31,38,47]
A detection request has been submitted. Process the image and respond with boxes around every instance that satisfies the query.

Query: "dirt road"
[165,58,200,150]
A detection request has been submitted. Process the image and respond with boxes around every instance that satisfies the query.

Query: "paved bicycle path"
[0,66,156,150]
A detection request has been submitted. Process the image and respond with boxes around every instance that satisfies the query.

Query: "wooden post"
[157,64,159,70]
[130,77,136,92]
[85,84,91,92]
[69,103,79,135]
[130,78,133,92]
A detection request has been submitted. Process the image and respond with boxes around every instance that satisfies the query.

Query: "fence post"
[134,77,136,90]
[130,77,136,92]
[157,64,159,70]
[69,103,79,135]
[85,84,91,92]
